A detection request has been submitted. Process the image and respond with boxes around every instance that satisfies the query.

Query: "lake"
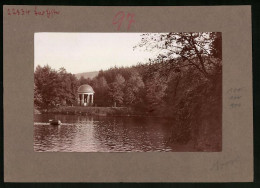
[34,114,213,152]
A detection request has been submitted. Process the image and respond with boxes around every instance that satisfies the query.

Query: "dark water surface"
[34,114,218,152]
[34,114,178,152]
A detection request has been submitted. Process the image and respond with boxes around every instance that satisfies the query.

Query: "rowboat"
[49,119,62,125]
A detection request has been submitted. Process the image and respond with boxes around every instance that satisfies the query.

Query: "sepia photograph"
[34,32,222,152]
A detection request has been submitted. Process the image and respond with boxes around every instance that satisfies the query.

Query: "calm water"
[34,114,207,152]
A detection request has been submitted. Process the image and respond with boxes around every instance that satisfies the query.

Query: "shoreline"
[34,106,174,119]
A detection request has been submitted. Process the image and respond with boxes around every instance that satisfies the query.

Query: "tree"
[34,83,43,109]
[124,71,144,105]
[34,65,79,110]
[92,76,109,106]
[144,71,167,114]
[66,73,79,105]
[210,32,222,60]
[34,65,60,110]
[108,74,125,107]
[135,32,222,80]
[79,76,92,85]
[57,68,79,105]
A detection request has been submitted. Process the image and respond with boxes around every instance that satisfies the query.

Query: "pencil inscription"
[227,87,243,109]
[211,158,239,171]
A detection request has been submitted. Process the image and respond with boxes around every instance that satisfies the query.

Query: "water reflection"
[34,114,218,152]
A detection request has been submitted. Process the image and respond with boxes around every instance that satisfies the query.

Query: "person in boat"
[49,119,62,125]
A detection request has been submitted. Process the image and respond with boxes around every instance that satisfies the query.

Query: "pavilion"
[77,84,95,106]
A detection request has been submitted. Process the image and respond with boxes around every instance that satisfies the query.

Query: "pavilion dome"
[78,84,95,93]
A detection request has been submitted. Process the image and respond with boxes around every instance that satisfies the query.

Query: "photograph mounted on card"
[34,32,222,152]
[3,5,253,182]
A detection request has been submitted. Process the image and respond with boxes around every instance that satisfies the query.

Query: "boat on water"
[49,119,62,125]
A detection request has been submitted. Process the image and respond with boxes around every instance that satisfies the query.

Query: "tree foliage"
[135,32,222,80]
[92,76,109,106]
[124,71,144,105]
[34,65,79,110]
[108,74,125,107]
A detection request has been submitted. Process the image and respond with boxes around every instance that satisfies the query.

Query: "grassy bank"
[44,106,142,117]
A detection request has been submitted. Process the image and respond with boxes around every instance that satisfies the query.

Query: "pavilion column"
[87,94,90,104]
[91,94,94,104]
[82,94,84,106]
[78,94,80,105]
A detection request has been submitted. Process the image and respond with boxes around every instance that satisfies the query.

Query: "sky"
[34,33,156,74]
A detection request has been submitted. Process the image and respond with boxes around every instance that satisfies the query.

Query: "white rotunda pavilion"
[77,84,95,106]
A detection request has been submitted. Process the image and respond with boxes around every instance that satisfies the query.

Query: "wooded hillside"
[35,32,222,119]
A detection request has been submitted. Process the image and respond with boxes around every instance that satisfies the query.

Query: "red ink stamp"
[112,11,135,31]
